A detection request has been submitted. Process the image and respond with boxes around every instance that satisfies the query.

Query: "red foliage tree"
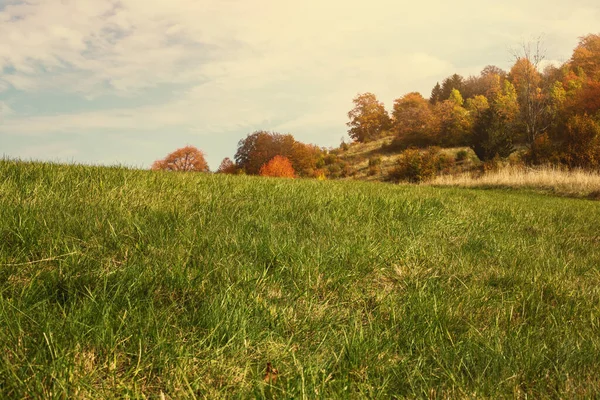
[152,145,209,172]
[216,157,238,174]
[259,156,295,178]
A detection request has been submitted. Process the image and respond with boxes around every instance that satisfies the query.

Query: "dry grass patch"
[430,165,600,198]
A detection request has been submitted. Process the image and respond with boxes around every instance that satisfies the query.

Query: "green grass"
[1,159,600,398]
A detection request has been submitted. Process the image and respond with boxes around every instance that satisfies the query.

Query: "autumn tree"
[290,142,325,177]
[509,40,552,146]
[391,92,438,147]
[440,74,465,102]
[259,156,296,178]
[570,34,600,80]
[573,81,600,115]
[216,157,238,174]
[469,80,519,161]
[235,131,323,176]
[347,92,391,142]
[559,114,600,169]
[429,82,442,104]
[235,131,294,175]
[462,66,507,100]
[435,89,470,147]
[465,95,490,118]
[152,145,209,172]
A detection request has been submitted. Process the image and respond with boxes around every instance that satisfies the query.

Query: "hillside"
[331,137,480,182]
[1,160,600,398]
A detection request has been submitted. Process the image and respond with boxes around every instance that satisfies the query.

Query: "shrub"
[456,150,469,162]
[368,165,379,176]
[560,114,600,169]
[368,156,382,167]
[327,163,342,178]
[324,154,338,166]
[524,133,559,165]
[340,162,355,178]
[389,147,454,183]
[315,169,327,180]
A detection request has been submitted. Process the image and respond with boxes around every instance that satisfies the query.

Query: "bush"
[560,114,600,169]
[524,133,560,166]
[368,156,382,167]
[368,165,379,176]
[456,150,469,162]
[388,132,437,152]
[389,147,454,183]
[327,163,342,178]
[340,162,356,178]
[324,154,338,166]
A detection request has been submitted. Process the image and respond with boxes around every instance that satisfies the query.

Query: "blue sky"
[1,0,599,169]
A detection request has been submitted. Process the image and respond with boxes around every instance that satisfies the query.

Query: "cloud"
[9,142,79,161]
[0,0,599,163]
[1,1,595,97]
[0,101,14,117]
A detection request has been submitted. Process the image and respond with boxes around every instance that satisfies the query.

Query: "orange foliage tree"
[347,92,391,142]
[259,156,295,178]
[571,34,600,80]
[152,145,209,172]
[391,92,439,148]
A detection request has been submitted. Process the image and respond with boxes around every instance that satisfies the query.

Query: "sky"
[1,0,599,170]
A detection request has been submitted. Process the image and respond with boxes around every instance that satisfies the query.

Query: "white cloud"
[0,101,14,119]
[10,142,79,161]
[0,0,598,157]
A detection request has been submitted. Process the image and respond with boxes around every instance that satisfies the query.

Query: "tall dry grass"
[430,165,600,198]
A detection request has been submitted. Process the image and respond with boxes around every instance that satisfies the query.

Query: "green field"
[1,160,599,398]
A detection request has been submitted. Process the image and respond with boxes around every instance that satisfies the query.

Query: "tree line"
[347,34,600,169]
[153,33,600,177]
[152,132,327,178]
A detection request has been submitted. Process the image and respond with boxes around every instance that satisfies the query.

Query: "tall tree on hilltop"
[469,80,519,161]
[152,146,210,172]
[462,66,507,100]
[440,74,465,101]
[509,39,552,146]
[481,65,506,76]
[392,92,438,147]
[570,34,600,80]
[347,92,391,142]
[435,89,471,147]
[429,82,442,104]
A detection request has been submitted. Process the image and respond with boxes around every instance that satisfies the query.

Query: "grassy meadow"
[1,159,600,398]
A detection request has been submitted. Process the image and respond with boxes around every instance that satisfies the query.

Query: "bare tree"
[509,38,552,146]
